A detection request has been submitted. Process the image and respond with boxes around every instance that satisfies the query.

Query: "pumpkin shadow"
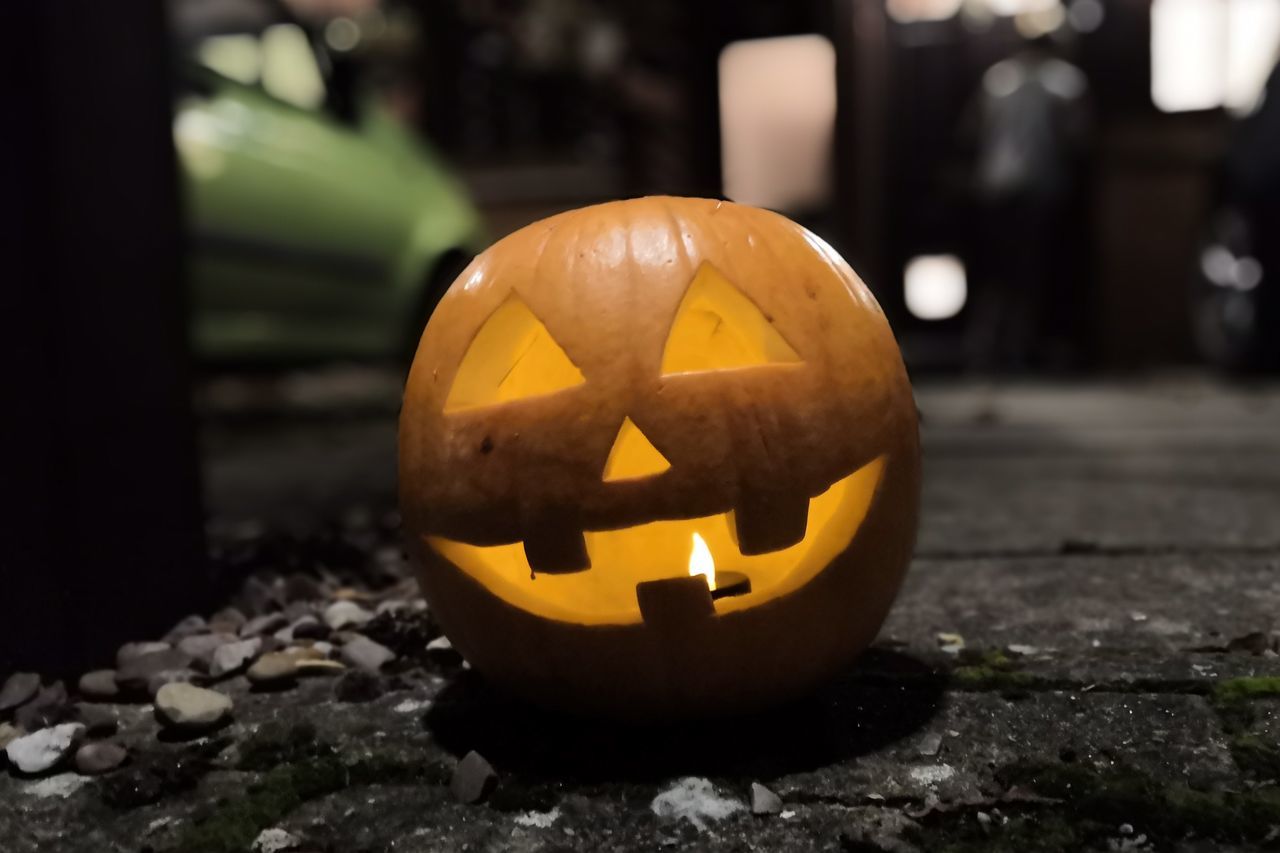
[424,647,944,784]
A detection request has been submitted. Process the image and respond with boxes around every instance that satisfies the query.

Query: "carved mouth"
[427,455,886,626]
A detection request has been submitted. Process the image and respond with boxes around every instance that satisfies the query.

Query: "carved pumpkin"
[400,196,920,719]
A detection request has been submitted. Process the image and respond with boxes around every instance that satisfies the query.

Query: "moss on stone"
[1213,677,1280,705]
[1229,735,1280,781]
[950,666,1041,693]
[908,812,1086,853]
[956,648,1015,670]
[915,760,1280,851]
[237,721,329,771]
[172,750,449,853]
[948,647,1067,697]
[998,762,1280,845]
[1210,677,1280,735]
[176,757,350,853]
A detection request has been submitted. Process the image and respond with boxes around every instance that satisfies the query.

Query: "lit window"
[1151,0,1280,114]
[718,35,836,212]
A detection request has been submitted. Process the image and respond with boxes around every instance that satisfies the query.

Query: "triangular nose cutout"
[603,418,671,482]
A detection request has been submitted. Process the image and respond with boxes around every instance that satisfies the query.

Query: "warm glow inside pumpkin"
[400,196,920,718]
[428,257,887,623]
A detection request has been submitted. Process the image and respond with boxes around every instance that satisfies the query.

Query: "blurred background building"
[165,0,1280,373]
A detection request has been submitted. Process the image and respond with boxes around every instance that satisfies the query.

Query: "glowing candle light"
[688,531,717,590]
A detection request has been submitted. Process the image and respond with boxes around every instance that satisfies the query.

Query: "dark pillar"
[835,0,892,295]
[0,1,205,674]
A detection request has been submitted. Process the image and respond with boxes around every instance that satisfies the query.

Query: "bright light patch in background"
[1202,245,1264,291]
[198,35,262,85]
[1152,0,1280,113]
[1226,0,1280,113]
[984,0,1060,18]
[325,17,362,52]
[261,24,326,109]
[1067,0,1106,32]
[719,35,836,212]
[887,0,965,23]
[905,255,968,320]
[1151,0,1226,112]
[1015,3,1067,37]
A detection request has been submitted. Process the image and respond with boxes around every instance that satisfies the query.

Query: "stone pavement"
[5,375,1280,852]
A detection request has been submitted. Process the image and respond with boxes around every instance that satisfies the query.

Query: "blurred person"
[964,35,1091,372]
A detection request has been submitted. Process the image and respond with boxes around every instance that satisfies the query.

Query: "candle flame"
[688,531,716,590]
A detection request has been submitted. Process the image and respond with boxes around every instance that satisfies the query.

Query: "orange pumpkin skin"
[400,197,920,719]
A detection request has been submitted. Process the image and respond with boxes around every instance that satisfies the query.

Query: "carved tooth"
[731,490,810,555]
[637,575,714,628]
[520,509,591,574]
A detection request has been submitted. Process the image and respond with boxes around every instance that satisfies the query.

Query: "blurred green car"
[172,0,486,363]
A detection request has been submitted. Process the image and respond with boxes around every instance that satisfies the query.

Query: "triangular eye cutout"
[660,262,801,375]
[602,417,671,482]
[444,295,585,413]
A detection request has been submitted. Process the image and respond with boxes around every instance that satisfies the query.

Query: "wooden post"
[0,1,205,674]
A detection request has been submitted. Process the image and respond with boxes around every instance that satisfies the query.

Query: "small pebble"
[1226,631,1271,655]
[283,645,328,661]
[917,732,944,756]
[164,614,208,642]
[295,659,345,678]
[323,601,374,631]
[116,641,171,669]
[450,750,497,803]
[70,703,119,737]
[936,632,965,655]
[253,827,302,853]
[154,683,233,731]
[78,670,120,701]
[146,669,200,698]
[15,682,68,731]
[240,613,290,639]
[0,672,41,713]
[5,723,84,774]
[333,670,383,703]
[247,653,299,686]
[210,638,262,678]
[339,636,396,673]
[283,572,325,603]
[282,601,316,622]
[375,599,410,616]
[209,607,247,632]
[74,741,128,775]
[750,782,783,816]
[178,632,239,669]
[237,576,281,616]
[0,722,22,750]
[290,616,329,641]
[116,649,195,693]
[426,635,463,664]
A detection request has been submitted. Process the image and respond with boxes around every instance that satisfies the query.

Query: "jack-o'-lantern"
[400,197,920,719]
